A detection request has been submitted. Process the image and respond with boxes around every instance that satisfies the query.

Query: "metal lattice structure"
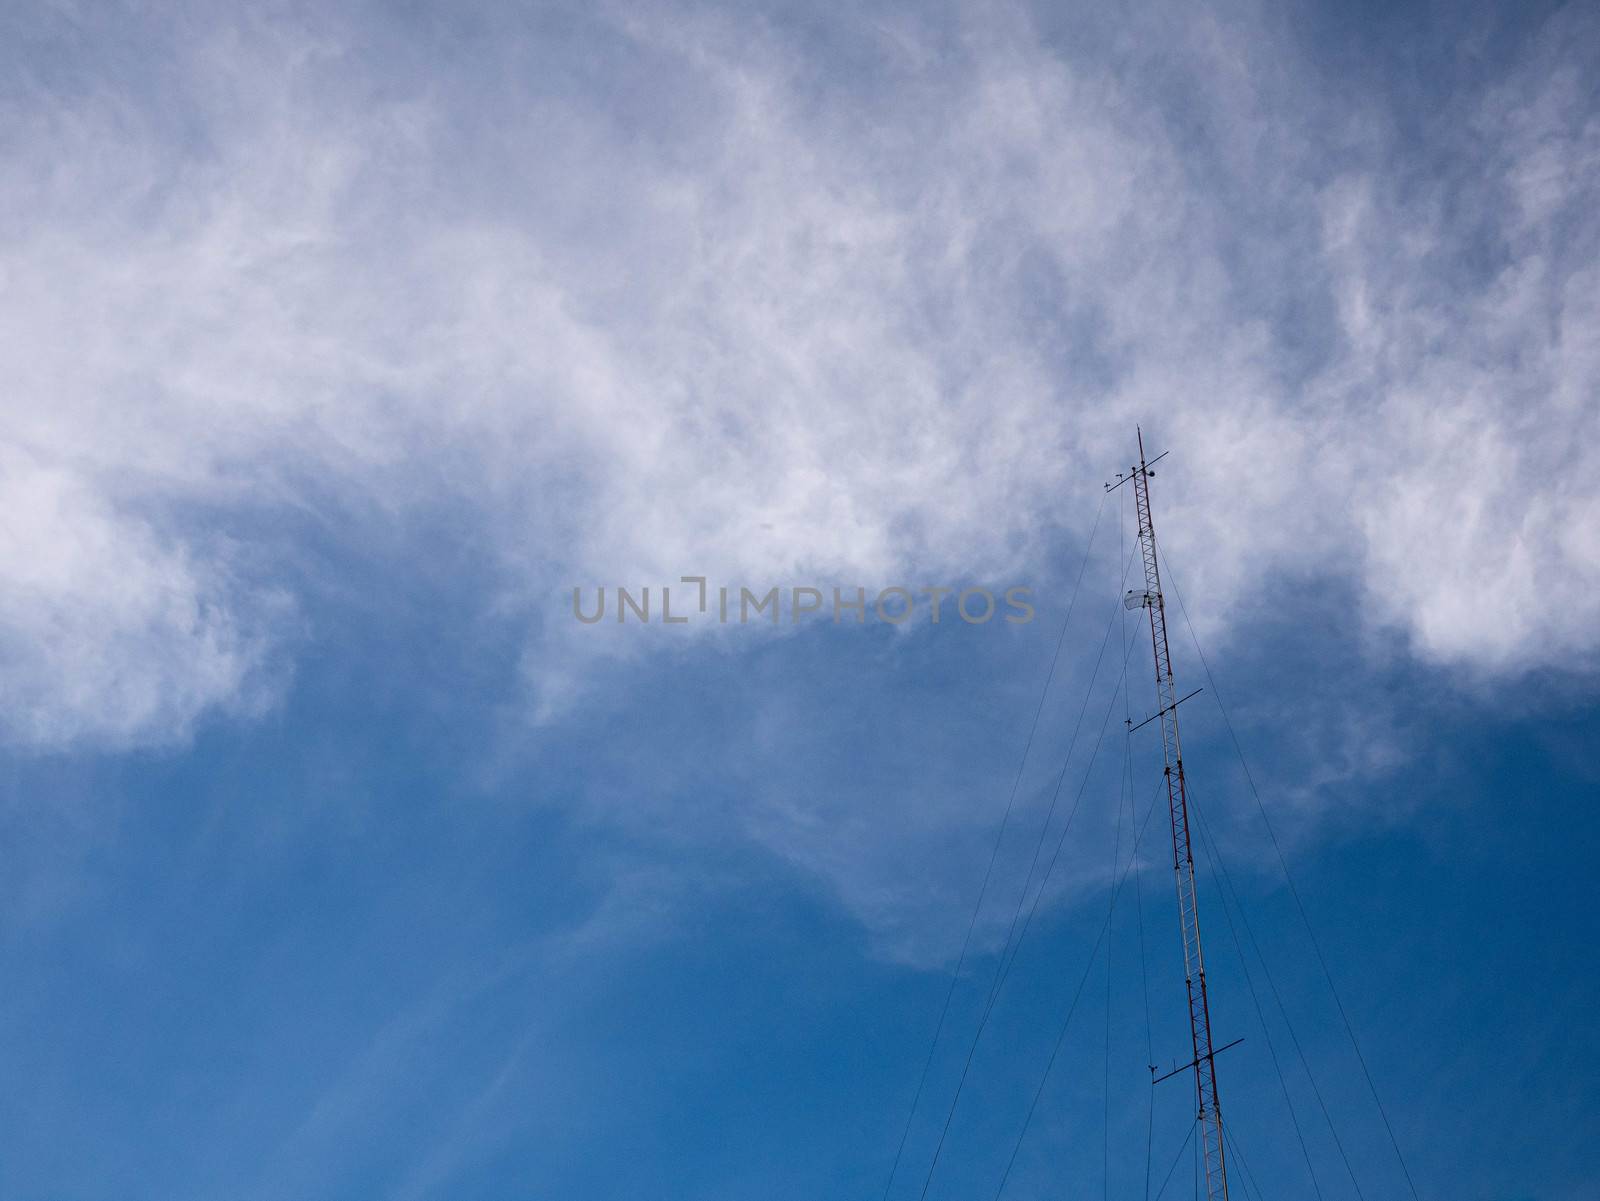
[1117,429,1230,1201]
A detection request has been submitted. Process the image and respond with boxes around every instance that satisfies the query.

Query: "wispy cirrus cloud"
[0,445,287,748]
[0,0,1594,759]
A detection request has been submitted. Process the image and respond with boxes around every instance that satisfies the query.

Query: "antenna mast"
[1111,429,1230,1201]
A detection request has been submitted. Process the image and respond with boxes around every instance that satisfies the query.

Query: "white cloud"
[0,0,1595,758]
[0,446,285,749]
[1315,6,1600,671]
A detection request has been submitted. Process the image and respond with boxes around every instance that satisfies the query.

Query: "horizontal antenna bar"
[1151,1037,1244,1085]
[1103,449,1169,492]
[1127,687,1203,733]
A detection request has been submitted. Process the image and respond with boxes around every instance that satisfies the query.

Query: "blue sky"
[2,0,1597,1198]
